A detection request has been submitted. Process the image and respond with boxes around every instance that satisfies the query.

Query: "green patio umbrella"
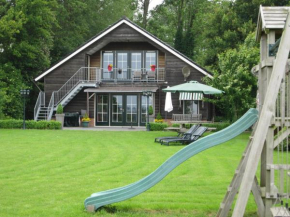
[162,81,223,95]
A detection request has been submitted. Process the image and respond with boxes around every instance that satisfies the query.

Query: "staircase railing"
[54,67,100,105]
[47,92,55,120]
[34,91,45,120]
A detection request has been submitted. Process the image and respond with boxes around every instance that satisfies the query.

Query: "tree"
[204,32,259,121]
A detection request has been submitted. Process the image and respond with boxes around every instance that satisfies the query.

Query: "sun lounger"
[161,126,208,146]
[154,124,200,143]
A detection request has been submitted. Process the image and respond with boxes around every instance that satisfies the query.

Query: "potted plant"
[81,113,91,127]
[55,104,65,128]
[108,64,113,72]
[148,105,154,122]
[150,64,156,72]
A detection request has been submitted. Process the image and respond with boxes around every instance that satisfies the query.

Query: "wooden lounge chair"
[154,124,200,143]
[161,126,208,146]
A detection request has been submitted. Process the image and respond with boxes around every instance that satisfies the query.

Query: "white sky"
[149,0,164,11]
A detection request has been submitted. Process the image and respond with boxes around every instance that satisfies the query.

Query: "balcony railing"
[100,68,165,82]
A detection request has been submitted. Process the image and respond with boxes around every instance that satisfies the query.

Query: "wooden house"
[34,17,213,127]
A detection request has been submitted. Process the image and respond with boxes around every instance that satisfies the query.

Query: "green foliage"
[56,104,63,114]
[148,122,168,131]
[0,63,24,119]
[0,119,61,129]
[204,32,259,121]
[148,105,153,115]
[156,112,163,120]
[172,123,180,128]
[202,123,231,132]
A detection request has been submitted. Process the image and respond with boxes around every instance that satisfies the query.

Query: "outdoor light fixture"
[20,89,30,129]
[142,91,152,131]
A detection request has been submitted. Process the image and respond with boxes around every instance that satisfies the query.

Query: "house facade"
[34,18,213,127]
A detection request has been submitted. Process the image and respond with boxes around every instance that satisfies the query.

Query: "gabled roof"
[256,5,290,41]
[35,17,212,81]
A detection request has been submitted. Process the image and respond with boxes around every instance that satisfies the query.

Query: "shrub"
[156,112,163,120]
[172,123,180,128]
[202,122,231,132]
[56,104,63,114]
[154,119,163,123]
[148,106,153,115]
[0,119,61,130]
[148,122,168,131]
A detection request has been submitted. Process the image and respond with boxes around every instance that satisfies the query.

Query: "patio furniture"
[133,71,142,81]
[147,71,156,81]
[161,126,208,146]
[154,124,200,143]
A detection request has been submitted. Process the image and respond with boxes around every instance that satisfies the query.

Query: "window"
[102,52,114,79]
[97,95,108,122]
[141,95,153,123]
[131,52,142,73]
[126,95,137,123]
[145,52,156,71]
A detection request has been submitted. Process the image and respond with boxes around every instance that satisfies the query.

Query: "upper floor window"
[145,51,156,71]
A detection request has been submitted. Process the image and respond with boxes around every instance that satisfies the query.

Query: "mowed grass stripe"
[0,130,258,216]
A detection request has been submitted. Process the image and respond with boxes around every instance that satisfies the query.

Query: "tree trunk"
[142,0,150,29]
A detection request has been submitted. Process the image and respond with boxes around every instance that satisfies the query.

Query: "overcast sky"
[149,0,164,11]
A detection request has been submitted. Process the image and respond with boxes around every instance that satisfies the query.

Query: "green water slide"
[84,108,258,212]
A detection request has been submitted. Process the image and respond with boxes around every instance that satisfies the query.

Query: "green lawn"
[0,129,258,217]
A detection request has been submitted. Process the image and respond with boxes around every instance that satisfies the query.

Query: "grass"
[0,129,259,217]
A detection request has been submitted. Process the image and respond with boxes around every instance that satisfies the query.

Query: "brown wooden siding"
[42,23,211,121]
[158,51,165,68]
[90,52,100,67]
[63,89,94,118]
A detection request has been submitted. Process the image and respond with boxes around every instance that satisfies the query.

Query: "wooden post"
[232,11,290,217]
[87,92,89,115]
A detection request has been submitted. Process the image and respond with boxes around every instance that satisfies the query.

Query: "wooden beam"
[273,128,290,148]
[232,10,290,217]
[252,176,265,217]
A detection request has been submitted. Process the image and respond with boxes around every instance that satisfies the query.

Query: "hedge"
[184,122,231,132]
[148,122,168,131]
[0,119,62,130]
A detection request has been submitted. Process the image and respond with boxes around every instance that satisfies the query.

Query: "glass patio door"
[111,94,138,126]
[125,95,138,126]
[112,95,124,125]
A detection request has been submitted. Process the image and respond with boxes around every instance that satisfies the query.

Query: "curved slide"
[84,108,258,212]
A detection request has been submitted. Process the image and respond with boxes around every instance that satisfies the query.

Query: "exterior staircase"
[34,67,101,121]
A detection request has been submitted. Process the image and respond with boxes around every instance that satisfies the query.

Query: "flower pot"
[55,114,65,129]
[108,64,113,72]
[150,65,156,72]
[82,121,90,127]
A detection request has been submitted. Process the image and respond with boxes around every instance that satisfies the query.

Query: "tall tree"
[0,0,57,119]
[174,0,185,52]
[204,32,259,121]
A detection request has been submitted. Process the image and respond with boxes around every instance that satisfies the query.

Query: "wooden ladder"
[216,125,265,217]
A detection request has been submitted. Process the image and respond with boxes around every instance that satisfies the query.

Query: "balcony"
[96,68,165,83]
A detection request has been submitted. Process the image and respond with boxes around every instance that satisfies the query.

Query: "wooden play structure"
[217,6,290,217]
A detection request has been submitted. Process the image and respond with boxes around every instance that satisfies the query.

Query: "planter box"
[55,114,65,129]
[82,121,90,127]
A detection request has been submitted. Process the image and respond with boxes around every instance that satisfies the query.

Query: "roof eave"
[35,18,212,81]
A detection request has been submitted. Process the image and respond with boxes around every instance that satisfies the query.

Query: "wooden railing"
[101,68,165,82]
[172,114,202,121]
